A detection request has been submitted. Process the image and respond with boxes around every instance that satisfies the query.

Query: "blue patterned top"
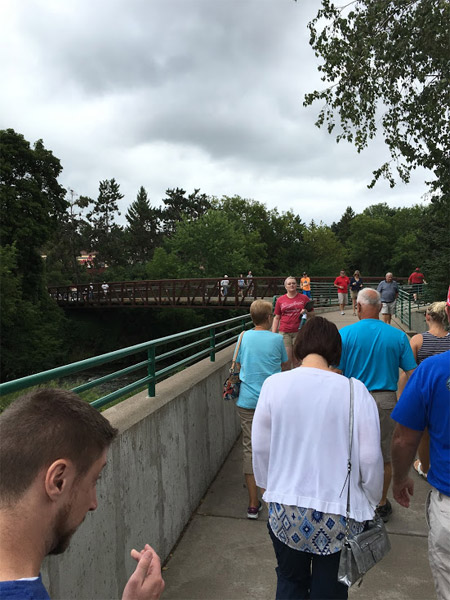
[269,502,365,555]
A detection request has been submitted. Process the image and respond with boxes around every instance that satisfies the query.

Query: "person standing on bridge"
[235,300,288,519]
[337,288,416,523]
[300,272,311,299]
[0,389,165,600]
[272,276,314,370]
[333,269,350,315]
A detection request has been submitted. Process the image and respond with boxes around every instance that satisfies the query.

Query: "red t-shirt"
[409,271,424,284]
[334,276,350,294]
[274,293,312,333]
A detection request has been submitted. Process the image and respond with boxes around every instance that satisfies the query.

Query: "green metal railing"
[395,288,413,330]
[0,315,252,410]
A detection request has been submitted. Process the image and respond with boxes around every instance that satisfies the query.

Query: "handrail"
[395,288,413,330]
[0,314,252,409]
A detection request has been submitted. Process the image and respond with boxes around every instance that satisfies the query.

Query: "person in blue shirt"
[391,343,450,600]
[235,300,288,519]
[0,389,164,600]
[338,288,416,522]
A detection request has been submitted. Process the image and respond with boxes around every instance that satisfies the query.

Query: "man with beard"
[0,389,164,600]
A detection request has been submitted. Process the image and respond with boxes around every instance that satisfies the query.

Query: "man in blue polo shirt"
[391,290,450,600]
[338,287,416,522]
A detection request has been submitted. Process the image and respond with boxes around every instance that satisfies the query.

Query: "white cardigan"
[252,367,383,522]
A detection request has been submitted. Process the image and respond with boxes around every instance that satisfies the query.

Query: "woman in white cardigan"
[252,316,383,600]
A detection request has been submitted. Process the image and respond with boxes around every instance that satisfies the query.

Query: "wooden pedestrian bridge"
[49,276,403,310]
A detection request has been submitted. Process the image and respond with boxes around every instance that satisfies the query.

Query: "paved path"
[162,311,435,600]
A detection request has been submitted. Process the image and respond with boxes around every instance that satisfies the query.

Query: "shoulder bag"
[338,378,391,587]
[223,331,244,401]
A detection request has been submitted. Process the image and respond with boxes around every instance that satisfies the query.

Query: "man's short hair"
[294,316,341,366]
[357,288,381,307]
[250,299,272,326]
[0,389,118,505]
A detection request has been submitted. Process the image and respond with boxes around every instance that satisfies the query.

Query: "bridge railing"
[49,276,409,309]
[0,314,253,411]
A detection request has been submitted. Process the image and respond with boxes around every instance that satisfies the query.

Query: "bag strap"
[343,377,354,542]
[230,331,245,369]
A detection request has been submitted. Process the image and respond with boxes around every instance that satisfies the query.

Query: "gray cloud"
[0,0,429,225]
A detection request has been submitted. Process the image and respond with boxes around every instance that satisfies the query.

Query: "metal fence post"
[147,345,156,397]
[209,328,216,362]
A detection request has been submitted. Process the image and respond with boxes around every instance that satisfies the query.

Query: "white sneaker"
[341,311,345,315]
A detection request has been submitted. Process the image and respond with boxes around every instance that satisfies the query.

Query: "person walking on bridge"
[334,269,350,315]
[377,272,399,324]
[272,276,314,370]
[337,288,416,522]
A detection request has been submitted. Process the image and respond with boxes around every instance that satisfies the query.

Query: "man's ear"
[44,459,74,501]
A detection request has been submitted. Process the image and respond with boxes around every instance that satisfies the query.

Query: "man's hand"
[393,477,415,508]
[122,544,165,600]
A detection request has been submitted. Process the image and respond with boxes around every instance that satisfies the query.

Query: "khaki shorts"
[381,301,396,315]
[350,290,358,300]
[281,331,297,351]
[371,391,397,462]
[237,406,255,474]
[338,292,347,305]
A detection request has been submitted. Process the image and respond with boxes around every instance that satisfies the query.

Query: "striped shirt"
[417,332,450,365]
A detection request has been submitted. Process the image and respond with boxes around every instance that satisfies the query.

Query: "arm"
[397,368,415,397]
[272,314,281,333]
[122,545,165,600]
[391,424,423,508]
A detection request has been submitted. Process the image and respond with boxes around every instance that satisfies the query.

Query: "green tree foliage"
[217,196,308,274]
[302,221,346,275]
[125,186,160,263]
[167,209,265,277]
[419,198,450,299]
[160,188,211,237]
[0,129,68,299]
[331,206,355,244]
[86,178,125,267]
[303,0,450,195]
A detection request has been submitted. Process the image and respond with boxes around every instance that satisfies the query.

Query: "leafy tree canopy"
[160,188,211,237]
[303,0,450,195]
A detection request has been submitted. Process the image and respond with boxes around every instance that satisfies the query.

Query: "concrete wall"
[43,346,239,600]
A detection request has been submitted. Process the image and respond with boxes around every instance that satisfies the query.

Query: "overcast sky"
[1,0,430,226]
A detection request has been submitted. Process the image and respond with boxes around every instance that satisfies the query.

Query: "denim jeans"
[268,523,348,599]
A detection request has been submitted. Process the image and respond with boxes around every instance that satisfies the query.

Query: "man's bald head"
[357,288,382,319]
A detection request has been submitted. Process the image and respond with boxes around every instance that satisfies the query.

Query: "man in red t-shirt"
[272,276,314,369]
[408,268,426,301]
[334,269,350,315]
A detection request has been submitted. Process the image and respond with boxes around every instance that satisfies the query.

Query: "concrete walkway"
[162,311,435,600]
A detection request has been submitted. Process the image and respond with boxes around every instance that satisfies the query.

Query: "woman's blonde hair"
[426,301,448,326]
[353,270,360,277]
[250,299,272,326]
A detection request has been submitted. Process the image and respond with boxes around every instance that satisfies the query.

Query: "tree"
[86,178,124,267]
[125,186,160,263]
[160,188,211,237]
[303,0,449,195]
[419,198,450,299]
[167,209,265,277]
[0,129,68,299]
[302,221,346,275]
[331,206,355,244]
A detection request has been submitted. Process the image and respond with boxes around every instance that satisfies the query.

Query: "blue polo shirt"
[338,319,416,391]
[0,575,50,599]
[392,351,450,496]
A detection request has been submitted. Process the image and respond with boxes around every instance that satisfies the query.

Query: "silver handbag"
[337,378,391,587]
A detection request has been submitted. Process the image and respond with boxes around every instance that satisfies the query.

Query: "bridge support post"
[209,328,216,362]
[147,346,156,397]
